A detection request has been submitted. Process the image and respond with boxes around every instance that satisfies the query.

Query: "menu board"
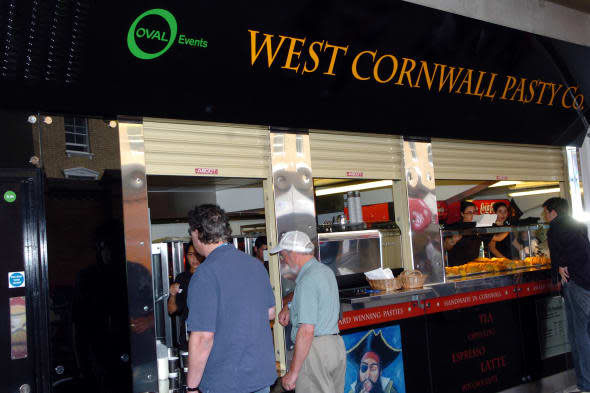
[427,301,524,393]
[536,296,570,359]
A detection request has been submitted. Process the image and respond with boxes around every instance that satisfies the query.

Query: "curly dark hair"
[187,204,232,244]
[492,202,508,212]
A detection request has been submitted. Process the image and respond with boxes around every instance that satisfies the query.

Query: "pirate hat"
[347,329,401,370]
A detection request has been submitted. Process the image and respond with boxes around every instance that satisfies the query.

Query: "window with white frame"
[64,117,90,153]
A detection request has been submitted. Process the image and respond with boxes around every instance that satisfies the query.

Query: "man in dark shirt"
[185,204,276,393]
[254,236,269,272]
[543,197,590,393]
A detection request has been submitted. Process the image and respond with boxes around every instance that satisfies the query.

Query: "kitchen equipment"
[168,356,179,373]
[180,351,189,369]
[318,228,402,278]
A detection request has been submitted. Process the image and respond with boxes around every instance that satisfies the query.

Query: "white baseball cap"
[269,231,315,254]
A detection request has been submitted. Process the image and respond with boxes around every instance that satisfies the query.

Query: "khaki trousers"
[296,335,346,393]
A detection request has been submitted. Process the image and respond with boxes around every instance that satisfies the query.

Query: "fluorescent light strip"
[315,180,393,196]
[490,181,522,188]
[508,187,560,197]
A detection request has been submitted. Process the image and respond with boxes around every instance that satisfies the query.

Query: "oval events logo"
[127,8,208,60]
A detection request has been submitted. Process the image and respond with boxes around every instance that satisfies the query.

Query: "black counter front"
[337,268,571,393]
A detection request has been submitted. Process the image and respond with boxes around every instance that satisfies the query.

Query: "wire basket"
[368,277,402,291]
[400,270,426,289]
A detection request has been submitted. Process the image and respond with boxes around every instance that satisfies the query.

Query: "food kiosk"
[1,1,590,393]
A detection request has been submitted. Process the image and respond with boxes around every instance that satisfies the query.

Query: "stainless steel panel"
[269,128,317,367]
[170,241,186,348]
[402,139,444,284]
[270,129,317,272]
[119,120,158,393]
[270,131,317,244]
[171,242,184,279]
[152,244,173,347]
[566,146,583,218]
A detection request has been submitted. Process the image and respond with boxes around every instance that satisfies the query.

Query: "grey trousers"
[296,335,346,393]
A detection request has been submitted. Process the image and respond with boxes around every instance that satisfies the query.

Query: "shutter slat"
[144,119,270,178]
[310,130,403,179]
[432,138,565,181]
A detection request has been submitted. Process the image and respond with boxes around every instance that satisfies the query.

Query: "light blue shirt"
[290,257,340,342]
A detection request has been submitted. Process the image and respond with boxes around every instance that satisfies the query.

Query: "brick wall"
[33,117,121,179]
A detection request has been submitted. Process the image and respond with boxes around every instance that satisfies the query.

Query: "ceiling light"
[315,180,393,196]
[490,181,522,188]
[508,188,560,197]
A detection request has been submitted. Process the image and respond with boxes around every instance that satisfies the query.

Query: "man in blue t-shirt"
[185,204,276,393]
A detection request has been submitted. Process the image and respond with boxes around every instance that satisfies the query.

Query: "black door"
[0,169,49,393]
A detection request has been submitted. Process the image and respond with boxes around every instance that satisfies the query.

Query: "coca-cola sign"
[473,199,510,215]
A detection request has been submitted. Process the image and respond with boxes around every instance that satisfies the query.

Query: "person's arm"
[281,324,314,391]
[546,227,562,285]
[168,283,180,315]
[278,292,294,327]
[186,331,215,390]
[558,266,570,284]
[492,232,510,242]
[488,239,506,259]
[268,306,276,321]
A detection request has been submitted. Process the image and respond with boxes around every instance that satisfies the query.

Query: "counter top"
[339,266,552,312]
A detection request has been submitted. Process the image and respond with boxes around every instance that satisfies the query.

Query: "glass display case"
[440,224,551,279]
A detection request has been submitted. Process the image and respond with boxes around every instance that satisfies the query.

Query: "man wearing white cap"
[270,230,346,393]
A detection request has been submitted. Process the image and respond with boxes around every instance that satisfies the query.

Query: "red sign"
[362,203,390,223]
[195,167,219,175]
[437,201,448,221]
[425,286,517,314]
[517,280,557,297]
[346,171,364,177]
[472,199,510,215]
[496,175,509,180]
[339,301,423,330]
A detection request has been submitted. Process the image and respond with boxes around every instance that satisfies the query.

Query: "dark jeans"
[563,281,590,391]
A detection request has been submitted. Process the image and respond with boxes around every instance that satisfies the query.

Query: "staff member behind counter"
[444,201,485,267]
[487,202,514,259]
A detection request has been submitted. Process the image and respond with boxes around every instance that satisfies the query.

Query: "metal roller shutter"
[143,119,270,178]
[431,139,565,181]
[310,130,404,179]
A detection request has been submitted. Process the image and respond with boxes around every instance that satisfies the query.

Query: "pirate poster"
[343,326,406,393]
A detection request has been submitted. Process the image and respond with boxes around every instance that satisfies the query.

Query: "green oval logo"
[127,9,178,60]
[4,191,16,203]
